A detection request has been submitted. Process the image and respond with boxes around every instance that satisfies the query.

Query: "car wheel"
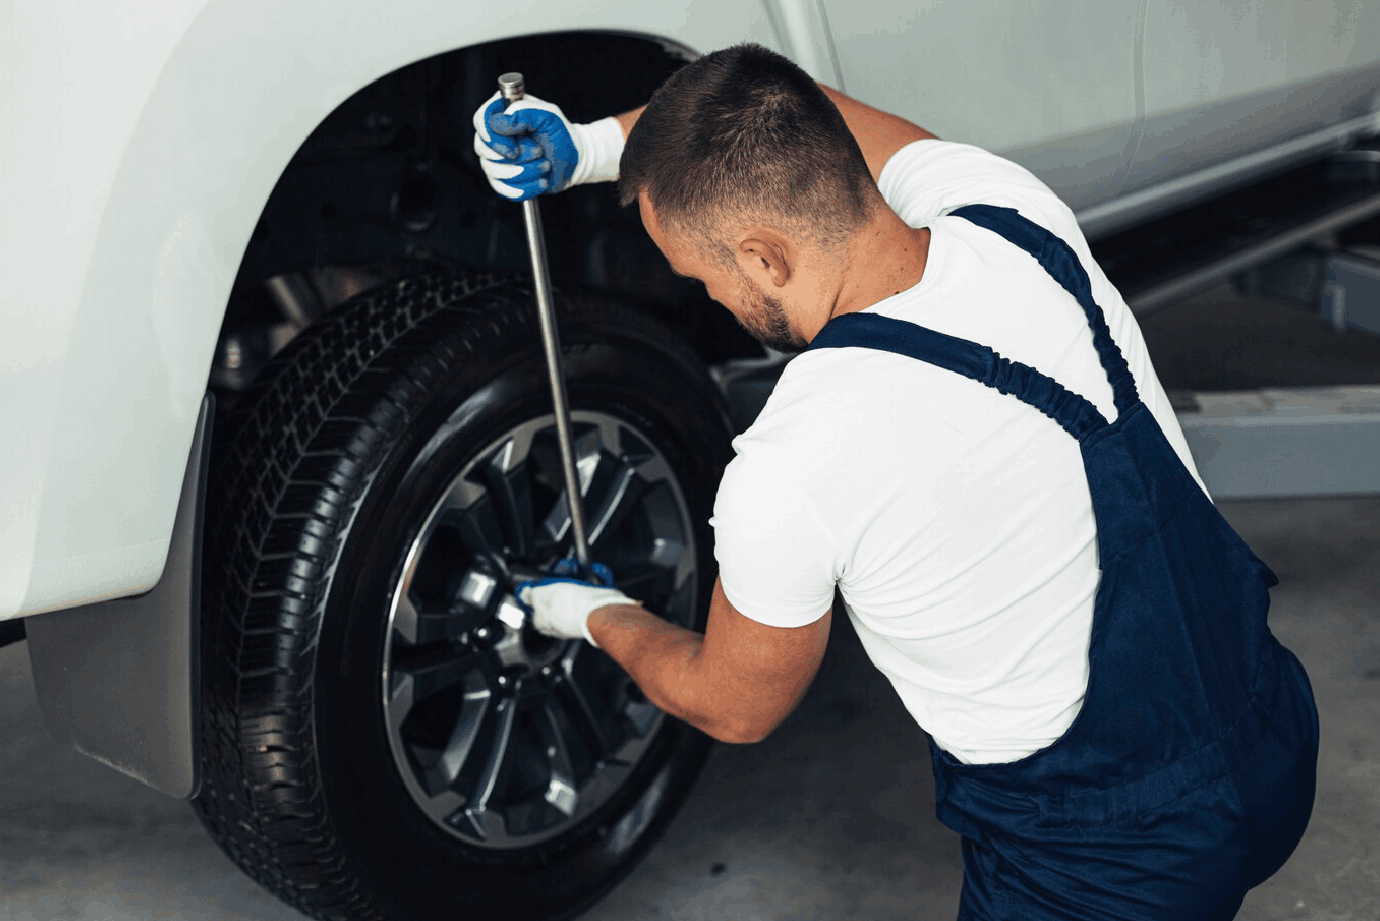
[194,272,732,921]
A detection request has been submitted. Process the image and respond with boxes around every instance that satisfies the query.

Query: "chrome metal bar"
[1127,189,1380,317]
[499,72,591,569]
[1078,110,1380,241]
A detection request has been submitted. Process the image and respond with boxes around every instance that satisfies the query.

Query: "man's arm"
[476,83,934,199]
[587,577,831,744]
[610,85,936,182]
[818,86,938,181]
[612,106,643,142]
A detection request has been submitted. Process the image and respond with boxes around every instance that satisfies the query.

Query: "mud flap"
[25,394,211,799]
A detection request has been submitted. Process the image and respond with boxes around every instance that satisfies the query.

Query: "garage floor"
[1,287,1377,921]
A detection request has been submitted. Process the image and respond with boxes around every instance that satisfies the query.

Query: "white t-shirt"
[710,140,1206,765]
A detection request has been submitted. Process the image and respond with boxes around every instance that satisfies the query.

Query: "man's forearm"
[818,85,937,181]
[584,603,732,739]
[613,106,644,141]
[583,582,830,745]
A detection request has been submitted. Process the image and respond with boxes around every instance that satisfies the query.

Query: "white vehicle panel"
[1,0,213,618]
[1127,0,1380,191]
[821,0,1145,212]
[823,0,1142,155]
[0,0,792,619]
[1142,0,1375,117]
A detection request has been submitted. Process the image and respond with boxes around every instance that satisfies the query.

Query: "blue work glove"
[515,560,634,648]
[472,90,624,201]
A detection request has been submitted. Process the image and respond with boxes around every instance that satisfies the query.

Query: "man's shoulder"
[879,140,1078,239]
[881,140,1047,194]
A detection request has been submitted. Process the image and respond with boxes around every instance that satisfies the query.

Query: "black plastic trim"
[25,394,211,800]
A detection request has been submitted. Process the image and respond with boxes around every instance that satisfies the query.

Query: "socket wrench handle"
[498,72,592,570]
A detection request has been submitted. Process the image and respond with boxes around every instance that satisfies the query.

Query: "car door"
[1124,0,1380,196]
[820,0,1145,212]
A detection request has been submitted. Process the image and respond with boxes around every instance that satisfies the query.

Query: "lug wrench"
[498,72,592,573]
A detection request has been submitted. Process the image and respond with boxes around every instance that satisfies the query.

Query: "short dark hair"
[619,44,876,252]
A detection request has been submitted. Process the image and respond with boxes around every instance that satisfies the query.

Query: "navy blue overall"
[808,205,1320,920]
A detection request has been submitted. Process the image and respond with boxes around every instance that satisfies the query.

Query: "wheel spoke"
[484,433,537,559]
[537,429,603,549]
[445,480,505,562]
[591,415,627,460]
[602,683,664,769]
[573,428,602,495]
[535,704,579,818]
[586,459,646,550]
[431,674,493,790]
[539,478,576,548]
[459,690,520,842]
[394,647,483,705]
[631,481,697,601]
[385,669,415,738]
[395,594,470,647]
[556,655,614,761]
[391,591,420,646]
[622,692,661,738]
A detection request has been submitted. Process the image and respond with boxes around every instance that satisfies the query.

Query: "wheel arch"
[219,30,741,390]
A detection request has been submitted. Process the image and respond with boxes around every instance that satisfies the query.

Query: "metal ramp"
[1176,385,1380,499]
[1164,243,1380,499]
[1093,148,1380,499]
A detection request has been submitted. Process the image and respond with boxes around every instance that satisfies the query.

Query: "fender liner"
[0,618,23,649]
[26,393,211,800]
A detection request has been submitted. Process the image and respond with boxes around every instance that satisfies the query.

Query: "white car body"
[0,0,782,619]
[2,0,1378,621]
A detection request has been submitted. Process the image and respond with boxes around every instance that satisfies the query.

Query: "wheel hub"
[381,412,697,850]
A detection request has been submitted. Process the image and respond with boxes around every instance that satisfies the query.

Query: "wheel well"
[211,32,761,405]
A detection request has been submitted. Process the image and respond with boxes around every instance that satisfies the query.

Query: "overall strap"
[950,204,1139,415]
[809,313,1109,441]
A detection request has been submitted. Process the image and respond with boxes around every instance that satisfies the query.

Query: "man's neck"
[826,208,930,326]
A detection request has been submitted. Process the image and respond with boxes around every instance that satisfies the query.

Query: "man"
[473,44,1319,921]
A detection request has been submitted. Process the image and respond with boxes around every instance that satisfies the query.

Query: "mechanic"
[473,44,1320,921]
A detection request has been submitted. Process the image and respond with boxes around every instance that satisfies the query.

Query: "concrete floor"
[0,495,1376,920]
[2,288,1378,921]
[606,501,1380,921]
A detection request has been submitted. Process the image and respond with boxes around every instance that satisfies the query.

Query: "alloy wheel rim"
[381,411,698,849]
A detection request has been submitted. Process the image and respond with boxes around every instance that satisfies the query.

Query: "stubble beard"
[736,275,808,355]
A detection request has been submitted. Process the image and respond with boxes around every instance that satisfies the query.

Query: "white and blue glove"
[515,561,635,647]
[473,91,624,201]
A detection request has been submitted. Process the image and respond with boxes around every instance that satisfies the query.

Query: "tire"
[194,272,733,921]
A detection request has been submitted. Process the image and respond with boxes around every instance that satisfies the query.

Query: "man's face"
[639,194,807,354]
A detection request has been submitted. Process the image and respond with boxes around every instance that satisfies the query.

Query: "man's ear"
[737,234,791,289]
